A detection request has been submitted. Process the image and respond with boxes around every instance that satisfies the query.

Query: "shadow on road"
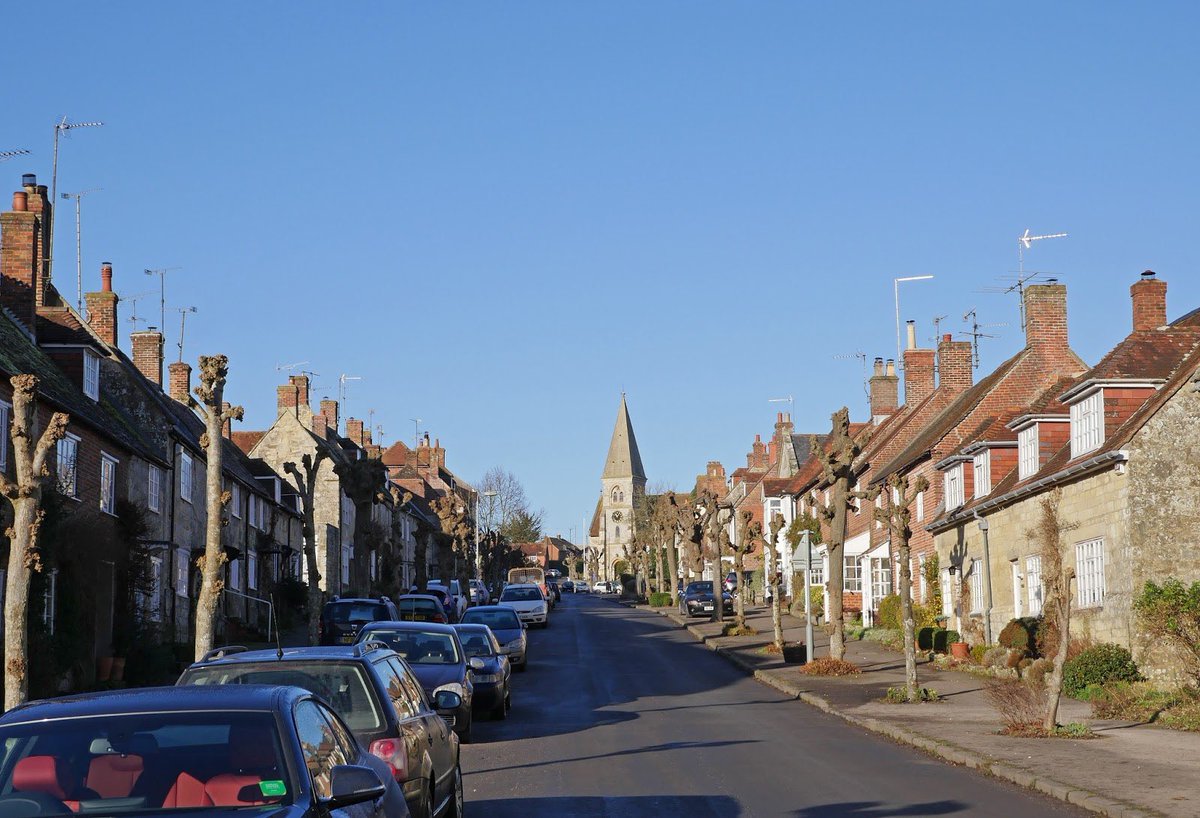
[468,794,742,817]
[792,800,969,817]
[467,739,759,775]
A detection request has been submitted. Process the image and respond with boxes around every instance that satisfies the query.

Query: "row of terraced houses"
[701,275,1200,681]
[0,174,475,694]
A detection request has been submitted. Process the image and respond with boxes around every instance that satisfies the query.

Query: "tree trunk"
[5,497,38,710]
[771,576,785,653]
[414,534,429,590]
[827,493,848,661]
[733,549,746,629]
[1043,579,1074,732]
[193,405,227,661]
[898,542,918,701]
[302,515,322,646]
[666,534,679,599]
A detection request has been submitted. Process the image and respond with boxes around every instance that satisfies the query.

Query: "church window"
[612,486,624,503]
[615,526,620,539]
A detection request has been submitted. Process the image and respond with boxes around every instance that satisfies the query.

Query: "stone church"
[588,395,647,579]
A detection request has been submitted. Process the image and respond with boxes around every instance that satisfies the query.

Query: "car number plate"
[339,635,354,644]
[702,604,714,611]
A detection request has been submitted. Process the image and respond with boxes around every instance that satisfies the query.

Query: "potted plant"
[947,631,969,659]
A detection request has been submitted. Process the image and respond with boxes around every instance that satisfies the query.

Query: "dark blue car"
[0,685,409,817]
[452,624,512,720]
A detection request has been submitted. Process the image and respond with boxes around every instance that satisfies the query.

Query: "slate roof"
[602,394,646,480]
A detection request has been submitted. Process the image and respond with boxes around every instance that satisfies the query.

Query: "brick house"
[927,273,1200,680]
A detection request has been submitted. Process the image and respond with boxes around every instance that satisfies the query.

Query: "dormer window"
[973,450,991,497]
[944,463,964,510]
[1018,426,1039,480]
[83,350,100,400]
[1070,391,1104,458]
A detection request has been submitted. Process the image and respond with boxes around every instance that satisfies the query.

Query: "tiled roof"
[1083,330,1200,381]
[36,308,101,348]
[231,430,264,455]
[381,440,410,466]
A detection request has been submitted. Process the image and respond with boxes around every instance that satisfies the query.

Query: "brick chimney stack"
[869,357,899,423]
[1024,282,1069,349]
[1131,271,1167,332]
[131,329,164,386]
[903,320,935,406]
[221,401,233,439]
[84,262,119,346]
[938,333,974,394]
[346,418,364,446]
[277,374,311,418]
[747,434,769,471]
[696,461,727,495]
[319,399,339,434]
[168,361,192,404]
[1,175,43,333]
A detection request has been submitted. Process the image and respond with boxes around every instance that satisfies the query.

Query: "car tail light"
[432,613,446,623]
[369,738,408,781]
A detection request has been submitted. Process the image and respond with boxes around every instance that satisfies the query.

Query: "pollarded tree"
[875,472,929,702]
[677,491,710,579]
[0,375,69,710]
[284,449,330,646]
[1031,489,1076,731]
[808,407,871,662]
[661,493,683,594]
[334,456,389,593]
[768,513,787,653]
[191,355,244,662]
[431,493,474,589]
[731,510,760,632]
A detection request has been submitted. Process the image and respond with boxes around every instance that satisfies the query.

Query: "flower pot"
[110,657,126,682]
[950,641,970,660]
[96,656,114,682]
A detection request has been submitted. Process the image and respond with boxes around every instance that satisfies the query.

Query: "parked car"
[546,581,562,604]
[355,622,478,743]
[459,606,527,671]
[467,580,488,606]
[0,684,412,817]
[395,594,449,624]
[320,596,400,645]
[592,580,614,594]
[679,581,734,617]
[427,581,468,622]
[452,624,511,720]
[177,643,461,818]
[497,583,549,628]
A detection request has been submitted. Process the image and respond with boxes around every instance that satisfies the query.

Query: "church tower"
[596,394,647,577]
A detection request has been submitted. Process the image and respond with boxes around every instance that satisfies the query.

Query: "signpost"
[790,529,815,663]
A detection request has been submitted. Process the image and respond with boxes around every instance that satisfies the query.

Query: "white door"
[1011,560,1023,619]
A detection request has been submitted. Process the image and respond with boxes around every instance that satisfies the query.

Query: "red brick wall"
[1131,277,1167,332]
[1102,387,1157,438]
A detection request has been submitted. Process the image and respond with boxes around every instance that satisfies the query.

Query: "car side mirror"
[434,689,462,712]
[324,765,386,809]
[468,657,486,671]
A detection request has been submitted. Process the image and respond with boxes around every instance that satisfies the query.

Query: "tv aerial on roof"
[960,308,1008,369]
[0,149,31,162]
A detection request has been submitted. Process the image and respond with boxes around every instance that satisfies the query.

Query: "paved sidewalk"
[627,598,1200,818]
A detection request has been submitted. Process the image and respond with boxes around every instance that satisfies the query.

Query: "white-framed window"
[940,568,953,617]
[247,548,258,591]
[56,434,80,497]
[809,557,825,588]
[874,492,882,528]
[42,568,58,634]
[180,451,193,503]
[1025,555,1043,615]
[340,544,352,587]
[969,558,984,614]
[248,492,258,529]
[1076,538,1106,608]
[843,555,862,593]
[824,489,830,507]
[82,350,100,400]
[0,399,10,473]
[871,557,892,600]
[142,555,163,622]
[915,490,925,522]
[973,450,991,497]
[1018,426,1039,480]
[369,551,377,582]
[175,547,191,598]
[1070,391,1104,458]
[943,463,964,510]
[148,465,162,514]
[231,483,242,518]
[918,553,927,601]
[228,557,242,592]
[100,453,118,514]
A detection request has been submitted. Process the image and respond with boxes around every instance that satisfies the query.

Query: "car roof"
[0,684,305,724]
[452,623,491,632]
[461,605,518,614]
[396,594,440,603]
[503,583,540,590]
[184,644,396,671]
[361,620,460,636]
[325,597,393,605]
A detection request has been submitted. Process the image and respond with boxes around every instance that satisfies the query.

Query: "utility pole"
[60,188,101,313]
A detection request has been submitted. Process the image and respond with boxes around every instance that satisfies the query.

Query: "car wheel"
[418,781,433,818]
[491,688,508,720]
[447,765,464,818]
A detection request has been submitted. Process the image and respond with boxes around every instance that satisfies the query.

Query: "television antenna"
[338,375,362,429]
[410,418,422,448]
[999,229,1068,331]
[119,290,158,330]
[0,149,31,162]
[767,396,794,419]
[50,117,104,278]
[175,306,198,362]
[833,351,869,418]
[144,267,182,332]
[960,308,1008,369]
[275,361,310,372]
[931,314,950,342]
[60,188,101,313]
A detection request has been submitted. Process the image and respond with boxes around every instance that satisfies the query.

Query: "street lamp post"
[790,529,815,663]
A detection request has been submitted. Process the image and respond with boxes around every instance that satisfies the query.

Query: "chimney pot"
[942,333,952,343]
[21,174,35,189]
[906,320,917,350]
[886,359,896,376]
[873,357,884,376]
[100,262,112,292]
[11,191,27,211]
[1142,270,1156,278]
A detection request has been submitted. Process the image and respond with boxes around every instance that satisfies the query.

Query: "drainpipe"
[974,511,994,644]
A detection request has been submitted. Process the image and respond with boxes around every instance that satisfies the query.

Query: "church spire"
[602,393,646,480]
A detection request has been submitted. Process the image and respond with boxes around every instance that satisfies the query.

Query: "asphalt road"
[461,593,1086,818]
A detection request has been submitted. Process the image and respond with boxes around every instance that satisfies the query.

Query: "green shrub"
[864,628,903,649]
[998,616,1042,657]
[1062,643,1142,698]
[648,592,673,608]
[917,627,937,650]
[913,603,940,630]
[885,685,940,703]
[932,629,957,653]
[1134,578,1200,684]
[876,594,901,630]
[970,643,989,664]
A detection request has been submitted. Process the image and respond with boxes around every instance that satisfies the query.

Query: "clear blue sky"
[4,3,1198,541]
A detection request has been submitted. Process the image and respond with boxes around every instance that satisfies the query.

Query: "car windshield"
[501,588,541,602]
[687,582,714,594]
[180,662,383,732]
[325,602,388,623]
[362,630,461,665]
[461,610,521,630]
[455,629,496,658]
[396,599,441,620]
[0,710,291,813]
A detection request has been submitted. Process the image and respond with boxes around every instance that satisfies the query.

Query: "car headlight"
[506,639,524,650]
[434,683,466,699]
[473,672,502,683]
